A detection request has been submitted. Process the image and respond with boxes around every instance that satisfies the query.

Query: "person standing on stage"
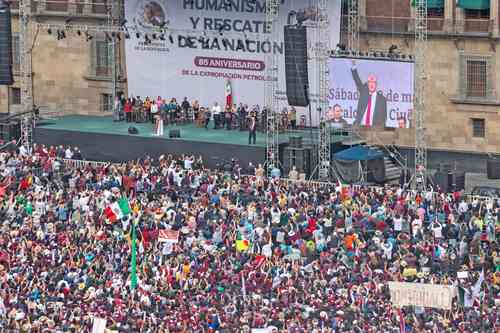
[150,99,159,124]
[203,107,211,129]
[248,112,257,145]
[212,102,221,129]
[113,96,121,122]
[124,98,132,123]
[237,103,247,131]
[181,97,191,119]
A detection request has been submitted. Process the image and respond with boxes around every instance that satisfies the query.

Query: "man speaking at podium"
[351,59,388,128]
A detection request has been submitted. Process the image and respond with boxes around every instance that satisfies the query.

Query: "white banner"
[328,58,414,128]
[91,317,107,333]
[388,282,455,310]
[124,0,341,124]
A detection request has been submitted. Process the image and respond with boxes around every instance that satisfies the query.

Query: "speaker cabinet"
[487,158,500,179]
[284,25,309,107]
[0,1,13,86]
[169,129,180,138]
[128,126,138,134]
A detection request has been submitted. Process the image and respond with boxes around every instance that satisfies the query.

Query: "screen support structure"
[19,0,33,152]
[413,0,428,191]
[264,0,281,176]
[347,0,359,51]
[316,0,332,181]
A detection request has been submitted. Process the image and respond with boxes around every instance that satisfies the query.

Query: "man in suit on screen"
[351,60,387,127]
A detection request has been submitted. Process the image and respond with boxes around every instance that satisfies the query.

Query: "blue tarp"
[334,146,384,161]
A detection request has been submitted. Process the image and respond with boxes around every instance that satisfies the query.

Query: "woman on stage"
[153,112,164,136]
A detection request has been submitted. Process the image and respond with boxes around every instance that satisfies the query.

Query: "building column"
[83,0,92,15]
[444,0,455,33]
[38,0,47,12]
[491,0,499,36]
[455,6,465,33]
[359,0,367,31]
[408,5,415,32]
[68,0,77,15]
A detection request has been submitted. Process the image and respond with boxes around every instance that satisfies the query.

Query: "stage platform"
[34,115,329,168]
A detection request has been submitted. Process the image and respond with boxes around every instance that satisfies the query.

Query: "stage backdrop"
[328,58,415,128]
[124,0,341,124]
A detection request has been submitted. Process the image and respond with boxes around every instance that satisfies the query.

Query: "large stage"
[34,116,312,168]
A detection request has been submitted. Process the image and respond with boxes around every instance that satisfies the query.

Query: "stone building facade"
[0,0,126,116]
[350,0,500,155]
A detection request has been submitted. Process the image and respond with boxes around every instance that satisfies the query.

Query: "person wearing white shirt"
[211,102,222,129]
[65,147,73,159]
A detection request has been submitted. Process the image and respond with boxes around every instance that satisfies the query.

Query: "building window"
[92,0,109,14]
[466,60,487,98]
[100,93,112,112]
[427,8,444,18]
[459,53,494,102]
[46,0,68,12]
[94,40,112,77]
[10,88,21,105]
[464,9,490,19]
[12,34,20,73]
[471,118,485,138]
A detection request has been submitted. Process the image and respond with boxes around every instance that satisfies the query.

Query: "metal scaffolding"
[316,0,331,181]
[413,0,428,191]
[264,0,280,175]
[347,0,359,51]
[19,0,33,152]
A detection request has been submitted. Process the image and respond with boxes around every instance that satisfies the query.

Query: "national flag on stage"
[105,197,131,222]
[158,229,180,243]
[225,79,232,107]
[130,221,138,290]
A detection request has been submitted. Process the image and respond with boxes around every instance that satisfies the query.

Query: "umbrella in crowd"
[0,145,498,333]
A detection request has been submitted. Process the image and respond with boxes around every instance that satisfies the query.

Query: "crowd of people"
[114,95,307,134]
[0,145,498,332]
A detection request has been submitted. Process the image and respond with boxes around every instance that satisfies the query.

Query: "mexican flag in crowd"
[457,270,484,308]
[104,197,131,222]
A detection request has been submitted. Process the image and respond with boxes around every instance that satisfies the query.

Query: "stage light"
[47,28,52,34]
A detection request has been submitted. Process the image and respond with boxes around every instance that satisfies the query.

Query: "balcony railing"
[463,19,491,33]
[348,15,493,35]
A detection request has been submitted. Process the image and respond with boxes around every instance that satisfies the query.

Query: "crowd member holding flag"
[0,148,497,332]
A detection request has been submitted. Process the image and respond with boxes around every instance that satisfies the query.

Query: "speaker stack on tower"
[284,25,309,107]
[434,163,465,192]
[486,157,500,179]
[0,0,13,86]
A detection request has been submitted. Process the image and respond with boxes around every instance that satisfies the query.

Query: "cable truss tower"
[19,0,33,152]
[264,0,281,176]
[413,0,428,191]
[347,0,359,51]
[316,0,331,181]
